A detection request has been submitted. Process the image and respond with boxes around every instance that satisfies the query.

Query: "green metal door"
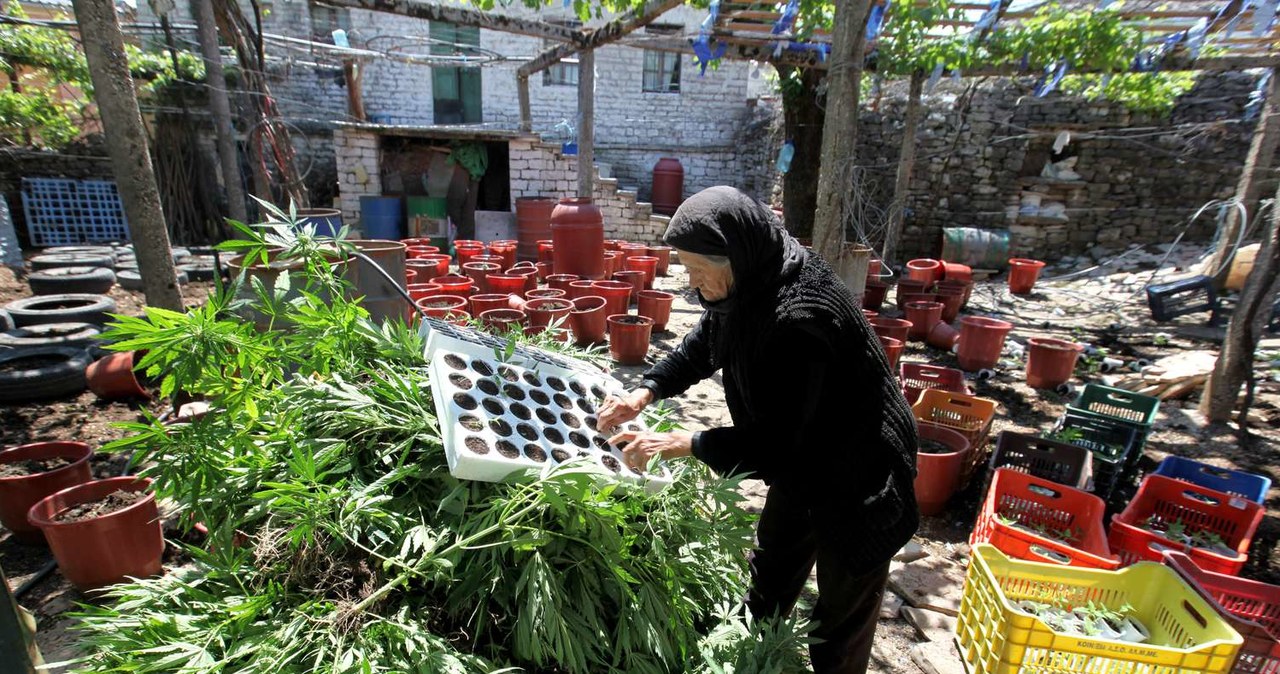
[431,23,482,124]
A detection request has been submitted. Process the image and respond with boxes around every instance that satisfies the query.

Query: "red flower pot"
[927,321,960,351]
[400,238,436,248]
[933,282,966,321]
[603,250,624,277]
[523,298,573,335]
[863,280,889,311]
[406,245,436,259]
[86,350,150,400]
[878,335,904,370]
[626,256,660,290]
[1008,258,1046,295]
[899,292,938,308]
[429,274,474,298]
[941,261,972,284]
[568,279,598,300]
[604,239,626,252]
[956,316,1014,371]
[537,240,555,266]
[637,290,674,332]
[503,266,539,294]
[407,283,437,302]
[419,254,452,278]
[479,308,525,334]
[462,262,502,293]
[613,270,645,304]
[535,261,553,283]
[569,296,608,346]
[896,279,931,310]
[863,309,879,319]
[526,288,566,300]
[1025,337,1083,389]
[869,317,912,344]
[28,476,163,592]
[454,242,485,267]
[904,301,944,341]
[913,424,972,517]
[406,259,444,284]
[647,245,673,276]
[487,240,518,270]
[486,274,527,298]
[620,243,649,262]
[472,253,505,268]
[607,314,654,365]
[469,294,513,317]
[907,259,942,286]
[0,441,93,543]
[415,295,468,319]
[593,280,633,318]
[546,274,580,293]
[405,269,418,286]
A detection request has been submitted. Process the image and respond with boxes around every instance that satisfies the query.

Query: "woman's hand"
[608,430,694,471]
[596,388,654,433]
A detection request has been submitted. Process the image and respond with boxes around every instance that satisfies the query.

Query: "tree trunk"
[1200,186,1280,422]
[778,66,825,239]
[0,565,40,673]
[811,0,874,263]
[72,0,183,311]
[577,50,595,197]
[1209,67,1280,288]
[882,71,925,265]
[192,0,248,228]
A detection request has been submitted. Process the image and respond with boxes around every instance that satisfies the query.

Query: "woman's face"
[680,250,734,302]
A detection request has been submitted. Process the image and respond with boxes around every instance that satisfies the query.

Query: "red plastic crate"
[971,468,1120,570]
[900,362,968,406]
[1110,475,1264,576]
[1165,551,1280,674]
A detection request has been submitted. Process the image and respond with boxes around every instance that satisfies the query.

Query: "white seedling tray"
[420,317,605,380]
[428,346,673,493]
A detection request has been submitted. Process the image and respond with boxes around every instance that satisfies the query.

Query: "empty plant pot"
[472,253,505,268]
[927,321,961,351]
[604,239,626,252]
[607,314,654,365]
[415,295,468,319]
[899,292,937,308]
[537,240,555,266]
[956,316,1014,371]
[461,262,502,293]
[405,269,418,286]
[863,280,889,311]
[526,288,567,300]
[407,283,437,302]
[406,259,445,284]
[486,274,527,298]
[603,251,624,277]
[418,254,453,278]
[28,476,163,592]
[593,280,633,318]
[546,273,580,293]
[428,274,474,298]
[1008,258,1047,295]
[904,301,944,341]
[567,279,598,300]
[535,262,553,283]
[869,317,912,344]
[913,424,972,517]
[896,279,930,310]
[400,238,436,248]
[406,245,437,259]
[454,242,485,267]
[504,266,539,294]
[906,259,942,286]
[86,350,150,400]
[636,290,675,331]
[878,336,904,370]
[1025,337,1083,389]
[479,308,526,334]
[941,261,973,284]
[863,309,879,319]
[625,256,660,289]
[469,294,513,317]
[0,441,93,543]
[569,295,608,346]
[523,298,573,334]
[612,270,646,303]
[487,241,518,270]
[647,245,673,276]
[619,243,649,262]
[933,283,966,321]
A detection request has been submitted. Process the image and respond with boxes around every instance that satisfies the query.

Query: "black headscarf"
[662,186,807,313]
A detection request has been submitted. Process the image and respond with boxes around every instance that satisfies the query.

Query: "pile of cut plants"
[66,219,811,673]
[1013,598,1150,643]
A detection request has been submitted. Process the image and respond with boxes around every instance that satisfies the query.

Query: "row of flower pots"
[0,440,162,592]
[900,256,1047,296]
[449,238,672,284]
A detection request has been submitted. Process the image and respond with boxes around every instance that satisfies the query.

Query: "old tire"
[4,294,117,327]
[29,253,115,270]
[28,266,117,295]
[0,323,102,350]
[178,261,217,281]
[117,269,187,291]
[0,346,91,403]
[0,310,11,331]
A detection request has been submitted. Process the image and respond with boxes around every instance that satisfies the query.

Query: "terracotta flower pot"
[913,424,972,517]
[0,441,93,543]
[933,283,966,322]
[535,262,553,283]
[604,239,626,252]
[504,266,539,294]
[406,245,436,259]
[1025,337,1083,389]
[612,270,646,304]
[546,273,580,293]
[406,259,444,284]
[637,290,675,332]
[407,283,436,302]
[568,279,598,300]
[878,335,904,370]
[537,240,555,266]
[28,476,164,592]
[428,274,474,298]
[899,292,937,308]
[569,296,608,346]
[415,294,467,319]
[472,253,505,268]
[896,279,930,310]
[479,308,525,334]
[486,273,527,298]
[469,293,513,318]
[647,245,673,276]
[594,280,633,318]
[603,251,624,277]
[625,256,660,289]
[869,317,912,344]
[1008,258,1046,295]
[405,269,418,286]
[863,280,889,311]
[620,243,649,262]
[904,301,944,341]
[863,309,879,319]
[523,298,574,334]
[941,261,972,283]
[86,351,150,400]
[400,238,436,248]
[418,254,452,278]
[454,242,485,267]
[956,316,1014,371]
[927,321,961,350]
[607,314,654,365]
[462,262,502,293]
[487,240,518,270]
[907,259,942,286]
[526,288,566,300]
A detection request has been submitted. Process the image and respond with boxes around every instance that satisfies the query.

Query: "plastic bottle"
[332,29,350,49]
[775,142,795,175]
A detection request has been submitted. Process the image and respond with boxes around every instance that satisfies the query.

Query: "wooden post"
[883,71,925,265]
[72,0,184,311]
[577,49,595,197]
[192,0,248,226]
[0,565,39,674]
[518,71,532,133]
[1209,67,1280,287]
[811,0,874,263]
[343,60,367,121]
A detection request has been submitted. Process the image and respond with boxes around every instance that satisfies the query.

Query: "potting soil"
[53,489,144,523]
[0,456,71,477]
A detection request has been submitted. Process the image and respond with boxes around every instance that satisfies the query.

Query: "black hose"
[13,561,56,600]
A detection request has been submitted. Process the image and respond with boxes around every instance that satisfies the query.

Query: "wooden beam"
[883,71,924,266]
[577,50,595,197]
[314,0,583,43]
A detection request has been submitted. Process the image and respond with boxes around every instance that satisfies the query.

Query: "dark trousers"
[747,483,891,674]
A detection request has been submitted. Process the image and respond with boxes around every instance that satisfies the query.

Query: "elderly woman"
[598,186,918,674]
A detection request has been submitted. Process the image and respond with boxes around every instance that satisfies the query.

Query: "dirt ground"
[3,242,1279,673]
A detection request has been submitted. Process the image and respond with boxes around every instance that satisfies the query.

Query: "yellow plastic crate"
[957,544,1243,674]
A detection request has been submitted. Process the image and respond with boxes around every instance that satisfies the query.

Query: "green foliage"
[76,210,808,672]
[0,89,79,146]
[1060,72,1200,114]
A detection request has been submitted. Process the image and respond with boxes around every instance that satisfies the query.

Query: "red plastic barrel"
[651,157,685,216]
[551,198,605,279]
[515,197,556,262]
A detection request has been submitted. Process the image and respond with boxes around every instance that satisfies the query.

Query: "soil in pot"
[561,412,581,428]
[482,398,505,415]
[918,439,956,455]
[600,454,622,472]
[576,398,595,414]
[502,384,526,400]
[495,441,520,459]
[448,374,473,390]
[477,379,500,396]
[554,393,573,409]
[551,448,572,463]
[569,432,590,448]
[470,360,494,376]
[53,489,145,523]
[0,457,71,477]
[464,437,490,455]
[530,390,551,406]
[585,415,598,431]
[524,445,548,462]
[517,424,540,441]
[536,407,557,424]
[510,403,531,420]
[522,372,542,387]
[488,419,513,437]
[546,376,567,391]
[459,415,484,432]
[544,428,565,445]
[498,366,519,383]
[453,393,478,410]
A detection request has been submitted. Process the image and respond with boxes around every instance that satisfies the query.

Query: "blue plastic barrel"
[360,196,403,240]
[295,208,343,238]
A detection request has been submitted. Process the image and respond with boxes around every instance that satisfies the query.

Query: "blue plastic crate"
[21,177,130,246]
[1151,456,1271,504]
